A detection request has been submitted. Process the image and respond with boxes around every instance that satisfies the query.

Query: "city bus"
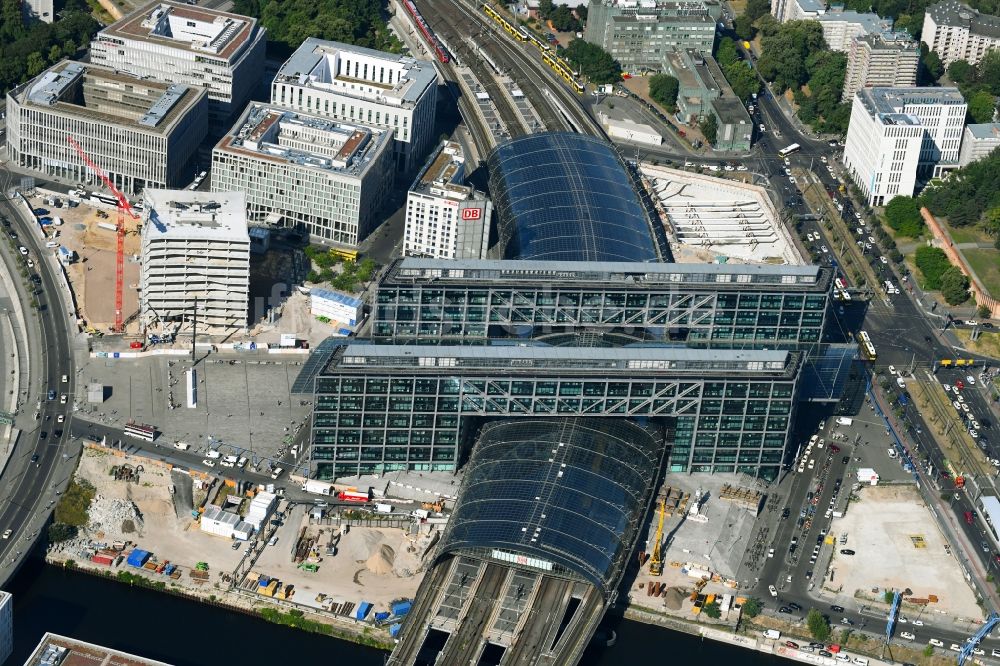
[123,422,156,442]
[778,143,801,157]
[857,331,876,361]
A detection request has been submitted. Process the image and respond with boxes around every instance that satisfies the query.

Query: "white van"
[853,658,869,666]
[223,455,238,464]
[206,449,222,459]
[173,442,191,451]
[887,448,897,459]
[835,417,853,426]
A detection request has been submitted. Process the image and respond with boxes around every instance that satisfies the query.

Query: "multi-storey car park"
[270,38,438,173]
[373,258,830,346]
[139,189,251,335]
[211,103,394,248]
[89,0,266,127]
[5,60,207,195]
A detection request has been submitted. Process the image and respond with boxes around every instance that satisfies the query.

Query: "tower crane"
[67,136,140,333]
[649,498,666,576]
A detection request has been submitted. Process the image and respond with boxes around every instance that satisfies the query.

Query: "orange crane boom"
[66,136,139,333]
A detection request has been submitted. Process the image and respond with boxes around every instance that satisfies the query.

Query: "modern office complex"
[388,418,662,666]
[373,258,830,346]
[23,634,172,666]
[139,190,250,334]
[271,38,438,172]
[816,10,894,51]
[90,0,266,126]
[842,32,920,103]
[403,141,492,260]
[310,343,801,478]
[5,61,207,196]
[958,123,1000,166]
[584,0,719,71]
[922,0,1000,66]
[843,87,967,205]
[211,103,394,247]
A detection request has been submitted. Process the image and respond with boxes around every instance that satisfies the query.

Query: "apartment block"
[211,103,394,248]
[403,141,492,260]
[922,0,1000,66]
[959,123,1000,166]
[584,0,719,72]
[843,87,966,205]
[90,0,266,126]
[140,190,250,334]
[843,32,920,103]
[270,38,438,172]
[816,9,894,51]
[6,61,207,195]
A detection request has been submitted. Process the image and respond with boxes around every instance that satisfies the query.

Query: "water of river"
[5,560,781,665]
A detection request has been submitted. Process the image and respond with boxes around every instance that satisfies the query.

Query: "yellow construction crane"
[649,499,666,576]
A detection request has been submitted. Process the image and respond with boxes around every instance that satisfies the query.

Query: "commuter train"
[542,52,585,94]
[402,0,450,63]
[483,4,524,41]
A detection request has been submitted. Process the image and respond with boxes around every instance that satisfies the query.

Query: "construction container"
[389,623,402,638]
[391,600,413,616]
[126,549,151,568]
[356,601,373,620]
[91,553,114,566]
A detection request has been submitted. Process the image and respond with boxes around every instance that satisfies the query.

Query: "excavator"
[649,498,666,576]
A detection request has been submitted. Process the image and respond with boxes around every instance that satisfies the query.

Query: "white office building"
[6,61,207,196]
[90,0,266,126]
[959,123,1000,165]
[842,32,920,103]
[140,190,250,334]
[403,141,492,260]
[0,591,11,666]
[843,87,967,206]
[922,0,1000,66]
[816,10,894,51]
[271,38,438,173]
[212,103,394,248]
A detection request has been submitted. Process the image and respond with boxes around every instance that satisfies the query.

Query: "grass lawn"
[954,329,1000,361]
[964,248,1000,300]
[730,0,747,14]
[948,225,991,245]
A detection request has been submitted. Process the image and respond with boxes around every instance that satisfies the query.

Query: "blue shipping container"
[126,549,150,567]
[389,623,402,638]
[356,601,373,620]
[391,600,413,616]
[374,612,391,623]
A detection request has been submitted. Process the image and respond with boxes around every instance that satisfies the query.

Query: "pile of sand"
[366,544,396,575]
[664,587,686,610]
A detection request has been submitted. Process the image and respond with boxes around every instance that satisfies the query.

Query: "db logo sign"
[461,208,482,221]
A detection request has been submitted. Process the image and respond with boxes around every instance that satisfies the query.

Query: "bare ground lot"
[825,485,981,620]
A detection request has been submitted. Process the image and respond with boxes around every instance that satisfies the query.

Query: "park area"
[963,248,1000,302]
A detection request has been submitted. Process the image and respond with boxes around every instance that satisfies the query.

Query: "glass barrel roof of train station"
[487,133,662,263]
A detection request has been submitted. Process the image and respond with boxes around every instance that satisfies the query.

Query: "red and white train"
[402,0,450,63]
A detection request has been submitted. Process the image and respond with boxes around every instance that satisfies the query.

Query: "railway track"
[419,0,527,140]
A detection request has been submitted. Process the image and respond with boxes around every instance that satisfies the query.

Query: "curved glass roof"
[438,419,661,599]
[487,133,662,262]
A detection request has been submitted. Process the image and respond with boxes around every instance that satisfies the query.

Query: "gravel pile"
[87,495,144,538]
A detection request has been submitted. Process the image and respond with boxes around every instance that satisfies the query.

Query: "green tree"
[977,49,1000,95]
[562,39,621,84]
[923,644,935,657]
[54,479,95,526]
[550,5,581,32]
[47,44,61,64]
[724,60,762,101]
[978,304,992,318]
[575,4,588,22]
[700,113,718,145]
[968,90,997,123]
[648,73,679,112]
[919,44,944,84]
[703,601,722,618]
[746,0,772,21]
[883,196,924,237]
[983,206,1000,238]
[915,245,952,289]
[948,59,974,84]
[538,0,554,18]
[756,19,824,92]
[807,609,831,641]
[734,14,754,40]
[48,523,77,543]
[741,597,762,618]
[941,266,971,304]
[25,51,45,77]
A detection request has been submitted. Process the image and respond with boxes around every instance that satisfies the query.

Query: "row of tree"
[231,0,401,56]
[562,39,621,84]
[920,148,1000,232]
[0,0,98,96]
[945,51,1000,122]
[648,73,679,113]
[716,37,761,103]
[537,0,586,33]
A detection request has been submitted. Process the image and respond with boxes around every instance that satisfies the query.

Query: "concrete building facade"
[403,141,492,260]
[816,10,894,51]
[270,38,438,173]
[90,0,266,127]
[958,123,1000,166]
[0,591,10,666]
[842,32,920,103]
[661,50,751,149]
[140,190,250,334]
[211,103,394,248]
[843,87,966,205]
[922,0,1000,66]
[584,0,719,72]
[6,60,207,196]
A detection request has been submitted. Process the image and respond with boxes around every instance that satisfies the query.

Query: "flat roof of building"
[965,122,1000,139]
[926,0,1000,37]
[816,9,892,32]
[857,30,918,49]
[215,103,389,177]
[796,0,826,13]
[142,190,249,242]
[662,50,705,92]
[16,60,204,133]
[99,0,260,60]
[202,504,240,526]
[410,141,475,199]
[274,37,436,106]
[24,633,173,666]
[859,86,966,116]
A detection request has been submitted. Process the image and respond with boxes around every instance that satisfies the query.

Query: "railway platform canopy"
[488,132,667,263]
